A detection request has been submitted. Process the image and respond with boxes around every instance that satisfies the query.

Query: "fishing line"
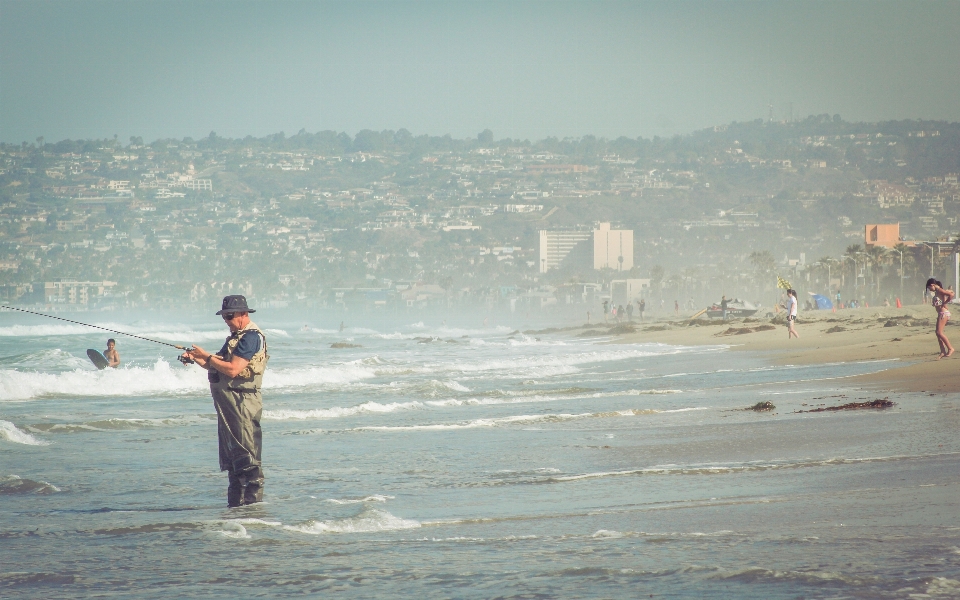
[0,305,188,349]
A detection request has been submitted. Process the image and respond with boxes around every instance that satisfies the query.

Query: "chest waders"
[209,322,268,507]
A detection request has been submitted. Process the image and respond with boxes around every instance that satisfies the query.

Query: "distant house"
[865,223,914,248]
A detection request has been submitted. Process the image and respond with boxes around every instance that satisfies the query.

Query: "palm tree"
[864,245,888,298]
[749,250,776,304]
[816,256,838,294]
[891,242,913,301]
[649,265,665,305]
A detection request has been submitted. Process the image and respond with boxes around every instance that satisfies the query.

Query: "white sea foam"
[433,325,513,337]
[0,420,49,445]
[422,392,595,408]
[373,332,406,339]
[284,508,420,534]
[346,327,382,335]
[0,349,90,370]
[592,529,625,538]
[0,359,208,401]
[0,474,60,493]
[443,380,471,392]
[29,414,212,433]
[352,408,667,431]
[240,517,282,525]
[217,522,250,539]
[263,359,396,390]
[418,345,704,379]
[325,494,394,505]
[264,401,424,421]
[602,388,683,396]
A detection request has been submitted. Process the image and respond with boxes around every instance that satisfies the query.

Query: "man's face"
[107,341,115,350]
[221,311,248,331]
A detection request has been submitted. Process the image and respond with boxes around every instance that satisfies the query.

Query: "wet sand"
[610,305,958,393]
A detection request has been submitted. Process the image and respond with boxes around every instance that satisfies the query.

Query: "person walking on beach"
[626,302,634,322]
[783,289,800,339]
[926,278,954,359]
[182,295,269,507]
[638,298,645,323]
[602,300,609,323]
[720,295,729,321]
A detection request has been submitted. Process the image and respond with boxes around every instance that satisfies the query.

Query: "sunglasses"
[221,312,237,320]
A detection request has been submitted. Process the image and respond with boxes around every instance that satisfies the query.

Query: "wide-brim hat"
[216,294,256,315]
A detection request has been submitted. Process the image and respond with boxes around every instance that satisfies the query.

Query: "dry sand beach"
[604,305,958,394]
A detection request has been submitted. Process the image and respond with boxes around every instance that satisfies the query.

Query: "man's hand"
[181,346,210,368]
[186,345,209,361]
[183,345,250,377]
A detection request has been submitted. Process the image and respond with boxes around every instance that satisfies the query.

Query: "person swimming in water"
[926,278,954,359]
[104,338,120,368]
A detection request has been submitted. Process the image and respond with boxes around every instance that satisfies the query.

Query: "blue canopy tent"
[808,292,833,310]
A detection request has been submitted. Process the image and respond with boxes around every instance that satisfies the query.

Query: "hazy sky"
[2,0,959,144]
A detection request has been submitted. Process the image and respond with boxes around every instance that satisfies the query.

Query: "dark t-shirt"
[218,330,262,360]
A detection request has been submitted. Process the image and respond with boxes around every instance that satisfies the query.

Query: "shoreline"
[548,306,958,394]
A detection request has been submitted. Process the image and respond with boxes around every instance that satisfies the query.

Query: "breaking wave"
[0,359,208,401]
[325,494,394,505]
[28,414,212,433]
[0,420,49,445]
[284,508,420,534]
[547,451,950,482]
[351,407,680,431]
[0,349,90,371]
[264,401,424,420]
[0,474,60,494]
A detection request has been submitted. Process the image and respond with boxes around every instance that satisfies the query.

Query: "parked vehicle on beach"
[705,298,760,318]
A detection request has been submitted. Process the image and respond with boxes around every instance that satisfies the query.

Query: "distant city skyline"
[2,0,959,144]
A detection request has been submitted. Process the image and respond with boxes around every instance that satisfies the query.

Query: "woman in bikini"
[926,278,954,359]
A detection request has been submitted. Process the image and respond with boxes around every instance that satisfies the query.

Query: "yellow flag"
[776,274,792,289]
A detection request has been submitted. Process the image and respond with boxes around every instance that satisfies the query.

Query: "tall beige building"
[538,223,634,273]
[538,230,592,273]
[593,223,633,271]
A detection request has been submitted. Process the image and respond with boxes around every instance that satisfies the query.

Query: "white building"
[593,223,634,271]
[538,230,592,273]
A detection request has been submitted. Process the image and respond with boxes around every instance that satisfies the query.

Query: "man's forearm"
[205,354,249,378]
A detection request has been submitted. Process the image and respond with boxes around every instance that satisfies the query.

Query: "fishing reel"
[177,346,196,365]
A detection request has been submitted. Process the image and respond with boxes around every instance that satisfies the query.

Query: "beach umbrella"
[808,292,833,310]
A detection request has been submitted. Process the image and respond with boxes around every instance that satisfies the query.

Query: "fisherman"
[104,338,120,368]
[181,295,269,507]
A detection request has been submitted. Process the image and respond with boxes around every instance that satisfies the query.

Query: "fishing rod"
[0,305,190,350]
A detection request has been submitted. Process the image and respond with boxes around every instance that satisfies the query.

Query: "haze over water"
[2,309,959,598]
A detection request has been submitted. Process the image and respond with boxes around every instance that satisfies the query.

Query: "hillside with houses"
[1,116,958,312]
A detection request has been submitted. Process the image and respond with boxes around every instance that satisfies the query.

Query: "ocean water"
[2,309,959,598]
